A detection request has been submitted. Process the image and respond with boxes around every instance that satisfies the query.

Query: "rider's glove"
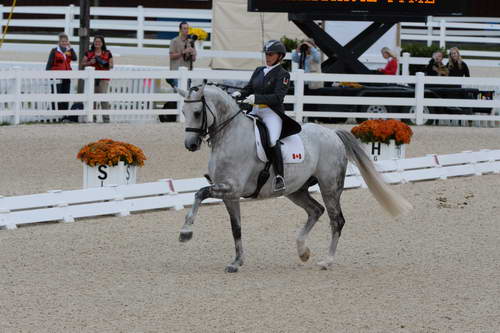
[231,91,241,99]
[243,94,255,105]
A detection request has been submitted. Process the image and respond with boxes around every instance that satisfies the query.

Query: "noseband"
[184,93,244,145]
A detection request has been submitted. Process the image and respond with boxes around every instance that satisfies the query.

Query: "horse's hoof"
[299,247,311,262]
[224,265,239,273]
[317,260,333,270]
[179,231,193,242]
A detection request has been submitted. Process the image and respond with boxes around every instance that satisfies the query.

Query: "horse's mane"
[203,84,239,115]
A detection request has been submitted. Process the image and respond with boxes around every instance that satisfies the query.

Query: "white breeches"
[249,106,282,146]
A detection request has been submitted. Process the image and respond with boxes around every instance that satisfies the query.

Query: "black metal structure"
[249,0,498,75]
[249,0,496,21]
[291,16,396,74]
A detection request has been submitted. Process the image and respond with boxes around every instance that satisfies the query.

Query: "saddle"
[248,115,305,164]
[244,114,305,198]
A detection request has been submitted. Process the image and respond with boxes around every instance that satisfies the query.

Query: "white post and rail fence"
[0,5,212,49]
[1,67,499,126]
[2,6,500,49]
[401,16,500,48]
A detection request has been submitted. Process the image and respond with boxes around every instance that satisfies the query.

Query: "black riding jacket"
[240,65,301,139]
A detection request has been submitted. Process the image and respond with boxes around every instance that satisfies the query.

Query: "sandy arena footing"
[0,123,499,332]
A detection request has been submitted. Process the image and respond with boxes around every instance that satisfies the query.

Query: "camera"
[187,34,198,42]
[94,56,109,68]
[300,43,309,53]
[186,34,198,48]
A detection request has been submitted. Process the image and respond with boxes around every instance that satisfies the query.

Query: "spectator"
[82,35,114,123]
[168,21,197,88]
[46,32,77,113]
[291,39,322,89]
[425,51,448,76]
[447,47,470,77]
[377,47,398,75]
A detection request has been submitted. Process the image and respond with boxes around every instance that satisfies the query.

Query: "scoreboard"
[248,0,491,21]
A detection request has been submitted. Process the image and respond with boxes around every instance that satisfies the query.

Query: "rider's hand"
[231,91,241,99]
[243,94,255,105]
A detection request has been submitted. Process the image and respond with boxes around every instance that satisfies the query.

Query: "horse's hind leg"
[286,186,325,262]
[317,181,346,270]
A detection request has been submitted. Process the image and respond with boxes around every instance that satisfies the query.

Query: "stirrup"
[272,175,286,192]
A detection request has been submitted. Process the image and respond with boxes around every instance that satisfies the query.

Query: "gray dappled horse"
[177,84,412,273]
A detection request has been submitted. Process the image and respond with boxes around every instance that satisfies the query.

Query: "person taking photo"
[291,39,322,89]
[168,21,197,88]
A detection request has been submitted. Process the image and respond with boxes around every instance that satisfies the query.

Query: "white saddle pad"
[249,116,305,164]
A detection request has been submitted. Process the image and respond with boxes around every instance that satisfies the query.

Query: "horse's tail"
[335,129,413,217]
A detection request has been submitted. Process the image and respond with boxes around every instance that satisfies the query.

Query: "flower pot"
[360,140,406,162]
[83,161,137,188]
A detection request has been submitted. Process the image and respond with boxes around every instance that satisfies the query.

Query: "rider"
[232,40,302,192]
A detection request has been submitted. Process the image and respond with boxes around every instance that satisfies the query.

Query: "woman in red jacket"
[46,33,77,112]
[82,35,114,123]
[377,47,398,75]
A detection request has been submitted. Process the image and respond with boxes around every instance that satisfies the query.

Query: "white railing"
[3,6,500,54]
[2,48,499,75]
[2,149,499,230]
[401,17,500,48]
[0,5,212,48]
[397,52,500,76]
[0,63,160,123]
[1,67,499,126]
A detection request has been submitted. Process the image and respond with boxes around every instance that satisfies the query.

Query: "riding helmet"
[263,40,287,57]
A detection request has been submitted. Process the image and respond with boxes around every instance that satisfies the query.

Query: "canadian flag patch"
[292,153,302,159]
[283,77,289,85]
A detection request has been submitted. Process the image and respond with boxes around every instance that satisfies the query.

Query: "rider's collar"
[264,63,280,75]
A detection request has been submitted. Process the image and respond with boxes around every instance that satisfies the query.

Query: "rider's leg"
[270,144,285,191]
[258,109,285,191]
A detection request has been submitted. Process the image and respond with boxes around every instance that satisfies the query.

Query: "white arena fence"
[2,5,500,51]
[0,64,161,124]
[0,5,212,49]
[1,149,499,230]
[1,67,499,126]
[401,17,500,48]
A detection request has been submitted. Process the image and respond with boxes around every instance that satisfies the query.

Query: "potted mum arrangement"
[77,139,147,188]
[351,119,413,161]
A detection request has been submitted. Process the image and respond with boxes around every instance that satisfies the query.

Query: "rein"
[184,95,244,145]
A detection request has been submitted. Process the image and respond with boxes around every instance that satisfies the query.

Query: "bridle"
[184,87,245,145]
[184,95,213,139]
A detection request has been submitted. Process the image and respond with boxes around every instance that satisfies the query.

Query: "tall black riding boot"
[270,144,286,192]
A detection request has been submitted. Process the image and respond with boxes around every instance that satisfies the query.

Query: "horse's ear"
[176,88,188,98]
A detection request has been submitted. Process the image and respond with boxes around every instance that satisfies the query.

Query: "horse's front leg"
[179,183,233,242]
[223,199,243,273]
[179,186,211,242]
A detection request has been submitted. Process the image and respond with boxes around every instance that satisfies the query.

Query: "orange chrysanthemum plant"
[77,139,147,167]
[351,119,413,145]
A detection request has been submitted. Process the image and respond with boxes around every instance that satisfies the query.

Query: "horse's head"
[178,84,216,152]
